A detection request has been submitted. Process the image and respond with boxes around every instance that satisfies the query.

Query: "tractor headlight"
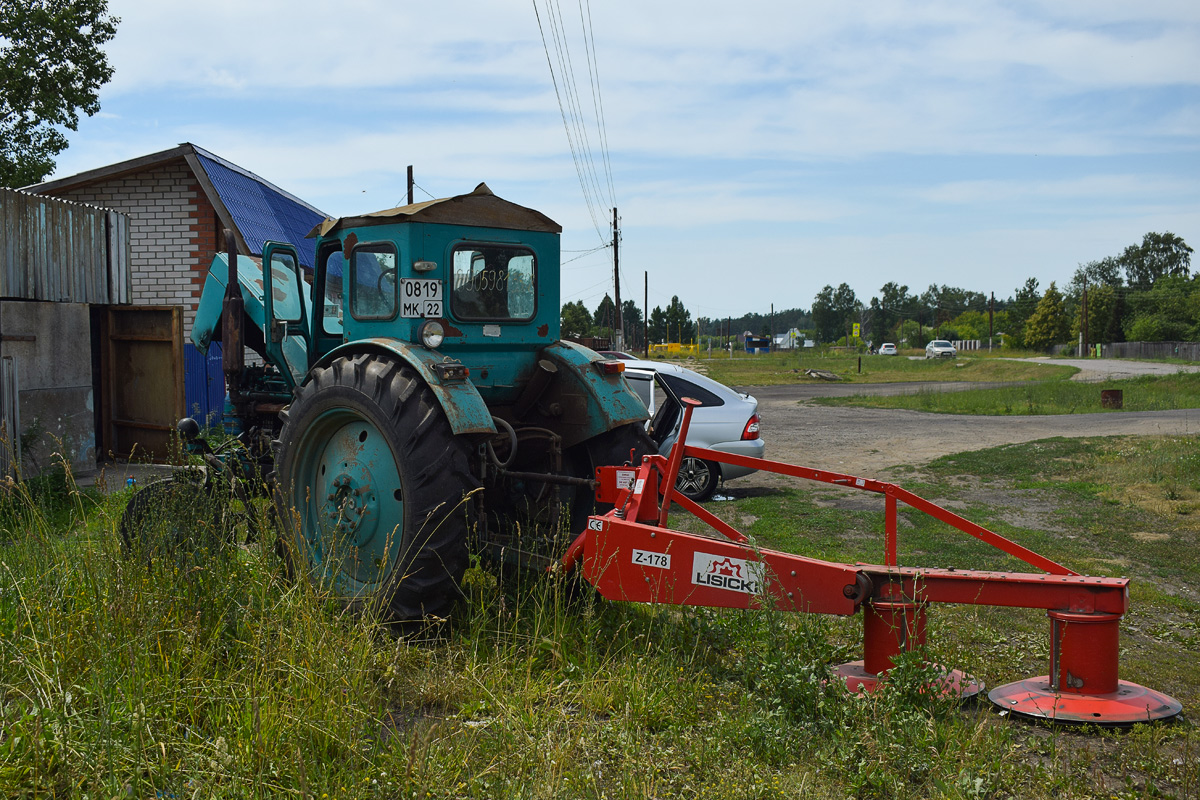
[418,319,445,349]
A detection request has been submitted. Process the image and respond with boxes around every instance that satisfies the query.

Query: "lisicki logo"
[692,552,764,594]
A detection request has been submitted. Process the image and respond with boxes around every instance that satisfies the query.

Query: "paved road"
[1009,357,1200,382]
[732,359,1200,476]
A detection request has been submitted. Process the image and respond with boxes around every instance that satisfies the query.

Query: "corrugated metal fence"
[184,343,226,427]
[0,187,130,303]
[1102,341,1200,361]
[0,357,19,476]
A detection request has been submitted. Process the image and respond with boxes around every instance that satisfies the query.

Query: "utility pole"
[407,165,414,205]
[989,292,994,352]
[1082,281,1089,358]
[612,208,623,351]
[643,271,648,358]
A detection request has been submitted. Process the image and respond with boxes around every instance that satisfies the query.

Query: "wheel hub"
[319,465,380,547]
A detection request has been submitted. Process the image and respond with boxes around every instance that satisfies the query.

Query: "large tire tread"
[275,353,478,621]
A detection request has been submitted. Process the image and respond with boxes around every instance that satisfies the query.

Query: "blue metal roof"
[194,149,327,269]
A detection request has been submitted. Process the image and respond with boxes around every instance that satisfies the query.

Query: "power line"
[579,0,615,205]
[532,0,615,243]
[562,243,611,265]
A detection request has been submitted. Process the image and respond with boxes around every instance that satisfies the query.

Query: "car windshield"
[932,340,952,347]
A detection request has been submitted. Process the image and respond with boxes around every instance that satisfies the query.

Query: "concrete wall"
[0,300,95,474]
[49,162,220,339]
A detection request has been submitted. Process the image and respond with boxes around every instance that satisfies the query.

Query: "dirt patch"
[729,385,1198,481]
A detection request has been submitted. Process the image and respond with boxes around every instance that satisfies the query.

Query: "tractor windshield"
[450,245,536,321]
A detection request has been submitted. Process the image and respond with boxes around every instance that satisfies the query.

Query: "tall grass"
[0,462,1195,798]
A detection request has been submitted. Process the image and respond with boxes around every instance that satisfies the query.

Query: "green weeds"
[0,438,1196,798]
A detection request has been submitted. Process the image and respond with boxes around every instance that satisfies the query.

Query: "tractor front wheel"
[275,354,478,621]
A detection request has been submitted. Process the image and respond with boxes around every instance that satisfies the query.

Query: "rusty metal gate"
[101,306,184,460]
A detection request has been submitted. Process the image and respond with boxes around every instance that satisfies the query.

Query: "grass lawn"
[813,371,1200,415]
[0,435,1196,799]
[670,351,1079,387]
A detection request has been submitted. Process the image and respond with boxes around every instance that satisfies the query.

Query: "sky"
[49,0,1200,322]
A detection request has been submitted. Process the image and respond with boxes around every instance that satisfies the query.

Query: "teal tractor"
[174,183,650,620]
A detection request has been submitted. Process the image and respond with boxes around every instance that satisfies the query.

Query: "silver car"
[619,360,764,501]
[925,339,957,358]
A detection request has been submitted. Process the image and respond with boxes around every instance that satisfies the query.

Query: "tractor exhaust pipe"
[514,359,558,419]
[221,228,244,397]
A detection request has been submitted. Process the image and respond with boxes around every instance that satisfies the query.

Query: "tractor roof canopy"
[307,183,561,239]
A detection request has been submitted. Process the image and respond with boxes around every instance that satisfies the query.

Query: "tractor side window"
[321,250,345,335]
[350,243,398,320]
[269,250,302,322]
[450,245,536,321]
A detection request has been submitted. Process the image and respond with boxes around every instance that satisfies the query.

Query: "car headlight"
[418,319,445,349]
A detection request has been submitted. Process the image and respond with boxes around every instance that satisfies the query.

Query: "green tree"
[663,296,694,344]
[648,306,667,344]
[0,0,119,186]
[620,299,643,349]
[1072,284,1118,346]
[1123,274,1200,341]
[1121,232,1192,290]
[1069,256,1123,295]
[592,294,616,335]
[876,281,915,336]
[811,285,838,343]
[1023,282,1071,351]
[812,283,858,343]
[1002,277,1040,348]
[560,300,591,339]
[946,310,989,340]
[896,319,930,349]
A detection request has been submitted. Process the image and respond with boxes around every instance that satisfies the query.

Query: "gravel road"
[729,359,1199,479]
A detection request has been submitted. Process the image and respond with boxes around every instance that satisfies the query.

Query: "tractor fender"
[309,339,496,437]
[536,341,650,448]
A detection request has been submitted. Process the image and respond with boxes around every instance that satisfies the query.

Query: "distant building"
[773,327,803,350]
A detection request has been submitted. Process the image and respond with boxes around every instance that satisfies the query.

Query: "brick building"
[27,143,327,339]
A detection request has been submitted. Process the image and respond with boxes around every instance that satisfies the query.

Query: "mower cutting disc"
[989,677,1182,725]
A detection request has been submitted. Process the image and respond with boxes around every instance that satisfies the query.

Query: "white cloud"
[49,0,1200,314]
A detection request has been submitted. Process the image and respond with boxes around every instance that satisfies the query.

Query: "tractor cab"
[265,183,565,406]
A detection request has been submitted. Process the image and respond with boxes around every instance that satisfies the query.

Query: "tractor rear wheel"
[275,354,478,622]
[119,474,232,563]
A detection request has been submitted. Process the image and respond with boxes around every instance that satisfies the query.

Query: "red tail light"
[741,413,760,440]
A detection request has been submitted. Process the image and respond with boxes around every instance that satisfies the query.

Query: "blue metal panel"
[183,342,225,427]
[195,152,327,268]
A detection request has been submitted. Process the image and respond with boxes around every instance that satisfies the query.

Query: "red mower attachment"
[562,399,1182,726]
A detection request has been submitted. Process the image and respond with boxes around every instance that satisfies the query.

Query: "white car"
[878,343,897,356]
[619,360,764,501]
[925,340,957,358]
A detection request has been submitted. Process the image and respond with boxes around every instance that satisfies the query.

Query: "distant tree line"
[561,231,1195,354]
[561,293,813,351]
[806,231,1195,351]
[561,294,695,349]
